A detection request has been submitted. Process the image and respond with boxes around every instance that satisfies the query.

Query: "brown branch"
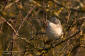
[6,21,18,35]
[71,44,80,56]
[17,6,35,33]
[38,16,85,55]
[53,0,85,12]
[38,30,80,56]
[0,16,18,35]
[80,45,85,48]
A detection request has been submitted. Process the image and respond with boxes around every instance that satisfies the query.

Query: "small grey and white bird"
[46,17,63,40]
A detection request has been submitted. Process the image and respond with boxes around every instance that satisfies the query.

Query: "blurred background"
[0,0,85,56]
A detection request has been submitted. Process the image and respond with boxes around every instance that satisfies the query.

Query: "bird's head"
[49,17,61,24]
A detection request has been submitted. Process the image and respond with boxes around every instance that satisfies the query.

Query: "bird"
[46,16,63,40]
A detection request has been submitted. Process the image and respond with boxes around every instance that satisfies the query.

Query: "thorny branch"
[0,1,85,55]
[17,6,36,33]
[53,0,85,12]
[0,6,35,56]
[0,6,35,37]
[80,45,85,48]
[38,30,80,55]
[0,16,18,35]
[38,17,85,55]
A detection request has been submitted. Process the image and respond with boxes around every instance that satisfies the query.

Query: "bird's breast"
[47,22,63,37]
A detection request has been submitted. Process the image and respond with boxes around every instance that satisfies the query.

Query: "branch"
[38,30,80,56]
[17,6,35,33]
[53,0,85,12]
[80,45,85,48]
[38,16,85,55]
[0,16,18,35]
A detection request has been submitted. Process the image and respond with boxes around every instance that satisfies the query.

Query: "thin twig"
[0,16,18,35]
[80,45,85,48]
[38,29,80,56]
[53,0,85,12]
[17,6,35,33]
[38,16,85,55]
[6,21,18,35]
